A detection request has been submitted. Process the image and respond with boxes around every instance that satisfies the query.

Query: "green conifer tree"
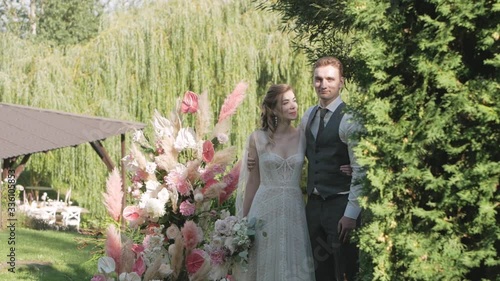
[263,0,499,279]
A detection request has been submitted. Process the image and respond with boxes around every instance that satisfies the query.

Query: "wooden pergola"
[0,103,145,228]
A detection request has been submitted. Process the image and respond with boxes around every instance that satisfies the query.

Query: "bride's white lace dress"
[239,129,315,281]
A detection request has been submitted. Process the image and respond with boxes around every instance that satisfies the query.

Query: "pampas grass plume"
[105,224,122,274]
[103,168,123,222]
[196,90,212,139]
[218,81,248,122]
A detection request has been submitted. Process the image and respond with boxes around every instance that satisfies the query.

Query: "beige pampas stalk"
[131,143,148,169]
[210,146,237,167]
[211,117,231,140]
[170,236,185,279]
[171,99,182,134]
[103,168,123,222]
[203,181,226,200]
[119,237,135,274]
[142,258,162,281]
[186,159,201,182]
[155,138,178,171]
[195,90,212,140]
[170,189,179,212]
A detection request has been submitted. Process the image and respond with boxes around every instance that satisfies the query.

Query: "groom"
[300,56,363,281]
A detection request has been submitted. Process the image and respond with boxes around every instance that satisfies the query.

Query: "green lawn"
[0,227,100,281]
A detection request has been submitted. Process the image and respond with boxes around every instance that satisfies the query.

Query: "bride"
[236,84,316,281]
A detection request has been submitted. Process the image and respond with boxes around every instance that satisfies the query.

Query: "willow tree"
[263,0,499,280]
[1,0,314,225]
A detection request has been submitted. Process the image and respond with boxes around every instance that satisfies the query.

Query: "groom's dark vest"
[305,103,351,198]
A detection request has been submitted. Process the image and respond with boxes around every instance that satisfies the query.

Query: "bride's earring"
[273,116,278,128]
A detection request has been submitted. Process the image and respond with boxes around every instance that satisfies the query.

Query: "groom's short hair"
[313,56,344,77]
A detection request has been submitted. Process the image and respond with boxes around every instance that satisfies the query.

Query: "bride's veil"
[235,134,251,218]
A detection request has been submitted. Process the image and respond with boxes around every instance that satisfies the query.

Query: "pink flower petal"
[186,249,206,274]
[202,140,215,163]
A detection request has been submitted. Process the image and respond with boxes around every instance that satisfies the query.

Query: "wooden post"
[90,140,115,172]
[121,133,126,230]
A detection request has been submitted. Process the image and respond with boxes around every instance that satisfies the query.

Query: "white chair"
[39,207,57,225]
[62,206,81,231]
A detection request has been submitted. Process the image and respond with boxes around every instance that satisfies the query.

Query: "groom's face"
[313,65,344,107]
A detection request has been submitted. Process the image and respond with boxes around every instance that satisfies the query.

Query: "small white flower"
[194,192,204,202]
[139,193,151,208]
[217,133,229,144]
[145,180,160,192]
[144,198,166,219]
[145,162,157,174]
[157,188,170,204]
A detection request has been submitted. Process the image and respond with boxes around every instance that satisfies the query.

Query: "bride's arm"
[242,134,260,217]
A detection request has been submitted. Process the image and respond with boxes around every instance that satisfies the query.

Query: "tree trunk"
[29,0,36,35]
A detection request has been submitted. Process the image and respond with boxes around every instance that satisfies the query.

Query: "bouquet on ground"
[92,82,254,281]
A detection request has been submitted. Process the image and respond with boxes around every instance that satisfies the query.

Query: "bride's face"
[277,90,298,121]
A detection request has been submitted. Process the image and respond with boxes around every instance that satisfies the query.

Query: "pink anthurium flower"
[186,249,206,274]
[181,91,199,114]
[202,140,215,162]
[132,256,146,276]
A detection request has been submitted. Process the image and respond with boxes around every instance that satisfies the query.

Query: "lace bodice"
[252,129,305,187]
[259,153,304,186]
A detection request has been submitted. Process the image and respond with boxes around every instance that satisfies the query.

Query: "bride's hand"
[340,164,352,176]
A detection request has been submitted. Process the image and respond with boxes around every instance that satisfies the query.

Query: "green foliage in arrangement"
[264,0,499,280]
[0,0,314,226]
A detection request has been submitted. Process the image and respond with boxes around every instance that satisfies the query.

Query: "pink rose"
[202,140,215,162]
[181,91,199,113]
[186,249,207,274]
[179,200,196,216]
[177,181,191,196]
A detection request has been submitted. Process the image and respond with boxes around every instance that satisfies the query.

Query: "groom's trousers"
[306,193,360,281]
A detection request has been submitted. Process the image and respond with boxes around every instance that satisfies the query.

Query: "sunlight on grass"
[0,227,100,281]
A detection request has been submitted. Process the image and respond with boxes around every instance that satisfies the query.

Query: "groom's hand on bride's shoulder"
[247,156,256,170]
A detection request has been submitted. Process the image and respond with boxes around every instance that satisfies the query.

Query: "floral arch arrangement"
[92,82,257,281]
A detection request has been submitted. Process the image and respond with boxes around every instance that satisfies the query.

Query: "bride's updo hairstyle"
[260,84,293,140]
